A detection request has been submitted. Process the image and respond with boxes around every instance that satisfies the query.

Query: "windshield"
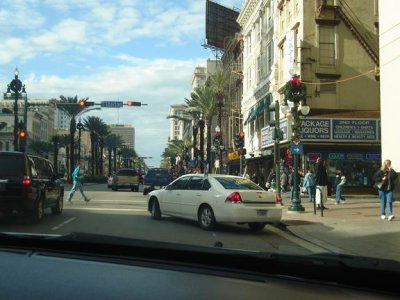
[0,153,24,177]
[0,0,396,278]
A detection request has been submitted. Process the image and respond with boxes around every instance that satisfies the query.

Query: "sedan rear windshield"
[117,170,137,176]
[0,154,25,177]
[215,177,263,190]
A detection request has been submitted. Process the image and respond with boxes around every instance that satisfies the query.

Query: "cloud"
[24,56,204,166]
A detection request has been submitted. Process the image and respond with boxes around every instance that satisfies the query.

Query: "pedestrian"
[374,159,398,221]
[280,170,288,192]
[335,172,346,205]
[303,169,316,203]
[315,157,328,209]
[251,173,259,185]
[66,161,90,203]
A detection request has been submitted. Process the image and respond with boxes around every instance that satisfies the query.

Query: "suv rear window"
[147,169,169,177]
[117,169,137,176]
[0,153,25,177]
[215,177,263,190]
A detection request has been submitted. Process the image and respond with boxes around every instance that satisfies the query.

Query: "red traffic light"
[127,101,141,107]
[19,130,27,139]
[78,100,94,107]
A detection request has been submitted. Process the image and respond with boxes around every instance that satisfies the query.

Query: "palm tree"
[83,116,109,175]
[50,134,64,174]
[57,95,90,177]
[104,134,124,176]
[58,134,70,176]
[28,140,52,157]
[161,139,193,169]
[119,146,137,168]
[185,85,217,173]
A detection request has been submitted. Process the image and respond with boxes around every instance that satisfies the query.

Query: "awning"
[244,107,257,124]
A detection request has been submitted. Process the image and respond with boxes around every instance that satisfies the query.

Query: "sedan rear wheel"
[150,198,161,220]
[198,205,216,231]
[248,222,266,231]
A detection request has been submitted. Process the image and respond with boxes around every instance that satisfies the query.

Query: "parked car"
[0,151,64,223]
[143,168,172,195]
[147,174,282,231]
[112,168,140,191]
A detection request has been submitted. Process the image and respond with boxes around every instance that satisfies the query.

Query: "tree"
[119,146,137,168]
[28,140,52,157]
[50,135,64,175]
[185,85,217,173]
[83,116,109,175]
[57,95,90,178]
[104,134,124,176]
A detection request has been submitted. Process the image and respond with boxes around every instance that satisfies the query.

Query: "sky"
[0,0,243,168]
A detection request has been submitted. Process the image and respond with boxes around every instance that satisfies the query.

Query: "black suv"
[0,151,64,223]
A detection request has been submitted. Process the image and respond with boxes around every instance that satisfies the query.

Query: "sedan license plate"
[257,209,267,216]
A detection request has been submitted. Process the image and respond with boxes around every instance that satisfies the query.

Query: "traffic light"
[234,133,240,148]
[127,101,141,107]
[268,101,279,127]
[18,129,27,140]
[78,100,94,107]
[238,131,245,148]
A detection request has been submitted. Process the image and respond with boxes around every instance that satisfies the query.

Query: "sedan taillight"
[225,192,242,203]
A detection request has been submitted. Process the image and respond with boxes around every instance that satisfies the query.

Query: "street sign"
[290,141,303,155]
[100,101,123,108]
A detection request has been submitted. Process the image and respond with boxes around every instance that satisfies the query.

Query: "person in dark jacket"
[315,158,328,209]
[374,159,398,221]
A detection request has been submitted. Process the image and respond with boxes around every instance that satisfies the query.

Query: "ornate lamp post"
[281,73,310,213]
[6,68,26,151]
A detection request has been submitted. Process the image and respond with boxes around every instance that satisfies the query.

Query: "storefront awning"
[244,107,256,124]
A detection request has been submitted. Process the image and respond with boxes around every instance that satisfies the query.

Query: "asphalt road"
[0,184,315,255]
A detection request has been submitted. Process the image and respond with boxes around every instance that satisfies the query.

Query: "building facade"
[109,124,135,149]
[379,0,400,194]
[238,0,380,193]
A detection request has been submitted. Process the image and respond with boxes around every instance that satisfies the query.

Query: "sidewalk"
[279,192,400,262]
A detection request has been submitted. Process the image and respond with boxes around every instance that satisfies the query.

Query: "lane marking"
[51,217,77,231]
[64,207,147,212]
[266,225,330,254]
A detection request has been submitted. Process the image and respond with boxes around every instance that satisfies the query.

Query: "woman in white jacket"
[335,174,346,204]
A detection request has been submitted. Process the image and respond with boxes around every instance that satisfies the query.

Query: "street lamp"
[282,72,310,213]
[6,68,27,151]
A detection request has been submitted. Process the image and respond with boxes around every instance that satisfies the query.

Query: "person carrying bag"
[374,159,398,221]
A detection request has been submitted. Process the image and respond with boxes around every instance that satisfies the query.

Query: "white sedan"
[147,174,282,231]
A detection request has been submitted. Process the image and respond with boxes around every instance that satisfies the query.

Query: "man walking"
[66,161,90,203]
[315,158,328,209]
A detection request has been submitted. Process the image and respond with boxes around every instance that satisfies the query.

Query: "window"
[215,177,263,190]
[170,176,190,190]
[319,26,335,66]
[187,176,205,190]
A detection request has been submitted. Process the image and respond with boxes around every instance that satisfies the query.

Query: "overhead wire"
[302,69,375,85]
